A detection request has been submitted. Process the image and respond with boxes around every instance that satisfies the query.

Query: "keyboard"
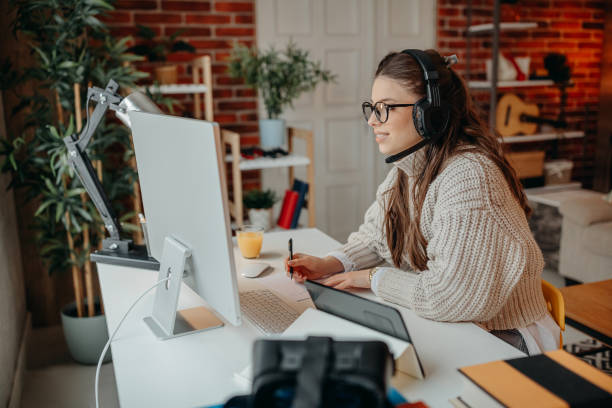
[239,289,300,335]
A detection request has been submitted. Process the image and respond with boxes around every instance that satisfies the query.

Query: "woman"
[285,49,559,355]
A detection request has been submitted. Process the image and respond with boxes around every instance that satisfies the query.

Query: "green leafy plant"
[1,0,149,319]
[228,41,336,119]
[243,189,279,209]
[128,24,196,62]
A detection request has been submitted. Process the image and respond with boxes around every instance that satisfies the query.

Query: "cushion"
[560,197,612,227]
[583,221,612,258]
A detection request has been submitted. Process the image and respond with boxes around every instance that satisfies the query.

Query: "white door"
[373,0,437,185]
[257,0,436,243]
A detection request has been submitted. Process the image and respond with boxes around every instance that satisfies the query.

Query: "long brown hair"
[378,50,530,270]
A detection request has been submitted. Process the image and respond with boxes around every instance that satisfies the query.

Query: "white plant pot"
[248,208,274,231]
[259,119,285,149]
[61,298,112,365]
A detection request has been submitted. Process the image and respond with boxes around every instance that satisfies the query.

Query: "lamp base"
[91,244,159,270]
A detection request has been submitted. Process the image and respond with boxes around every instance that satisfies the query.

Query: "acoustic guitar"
[496,93,567,137]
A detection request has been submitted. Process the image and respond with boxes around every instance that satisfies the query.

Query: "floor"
[21,325,119,408]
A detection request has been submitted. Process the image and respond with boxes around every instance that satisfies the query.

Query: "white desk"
[98,228,524,408]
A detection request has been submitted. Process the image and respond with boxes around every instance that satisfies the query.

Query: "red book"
[277,190,299,229]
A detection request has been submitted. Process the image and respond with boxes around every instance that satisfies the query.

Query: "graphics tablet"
[304,280,412,343]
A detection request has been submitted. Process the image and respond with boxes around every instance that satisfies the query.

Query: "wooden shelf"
[224,154,310,171]
[498,131,584,144]
[469,79,554,89]
[222,128,315,228]
[137,83,209,94]
[467,22,538,34]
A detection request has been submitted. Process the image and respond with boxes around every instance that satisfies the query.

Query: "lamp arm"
[76,80,123,151]
[63,79,130,252]
[64,139,123,243]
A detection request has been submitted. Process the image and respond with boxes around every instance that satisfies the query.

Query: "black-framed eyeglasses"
[362,101,415,123]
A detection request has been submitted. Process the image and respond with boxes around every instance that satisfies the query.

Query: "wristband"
[368,267,379,284]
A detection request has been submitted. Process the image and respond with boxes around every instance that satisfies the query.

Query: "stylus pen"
[289,238,293,280]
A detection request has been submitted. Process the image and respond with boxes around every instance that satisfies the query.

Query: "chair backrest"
[541,279,565,348]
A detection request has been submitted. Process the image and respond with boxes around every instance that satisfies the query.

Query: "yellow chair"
[542,279,565,348]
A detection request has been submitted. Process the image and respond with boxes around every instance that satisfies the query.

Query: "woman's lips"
[375,133,389,143]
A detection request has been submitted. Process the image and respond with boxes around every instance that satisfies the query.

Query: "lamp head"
[115,91,162,128]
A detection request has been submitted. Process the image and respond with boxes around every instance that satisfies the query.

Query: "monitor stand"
[144,236,224,340]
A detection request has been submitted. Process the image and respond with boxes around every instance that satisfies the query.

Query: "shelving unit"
[137,56,214,121]
[465,0,584,181]
[468,79,554,89]
[224,153,310,170]
[467,22,537,34]
[222,127,316,228]
[139,83,209,94]
[499,130,584,144]
[466,2,542,130]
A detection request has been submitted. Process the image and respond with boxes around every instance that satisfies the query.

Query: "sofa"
[559,196,612,283]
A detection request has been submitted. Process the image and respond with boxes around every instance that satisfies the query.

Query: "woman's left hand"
[322,269,371,290]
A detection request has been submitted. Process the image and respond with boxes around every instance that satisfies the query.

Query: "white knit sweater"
[334,149,548,331]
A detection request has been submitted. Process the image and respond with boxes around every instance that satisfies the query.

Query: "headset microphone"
[384,50,451,164]
[385,140,428,164]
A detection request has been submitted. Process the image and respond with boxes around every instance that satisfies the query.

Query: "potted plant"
[228,41,335,148]
[2,0,145,364]
[243,189,279,231]
[128,24,196,85]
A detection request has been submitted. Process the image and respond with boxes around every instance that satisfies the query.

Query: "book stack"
[277,179,309,229]
[452,349,612,407]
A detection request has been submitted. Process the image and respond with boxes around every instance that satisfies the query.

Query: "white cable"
[95,276,170,408]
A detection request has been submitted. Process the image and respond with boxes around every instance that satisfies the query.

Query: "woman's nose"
[367,112,379,127]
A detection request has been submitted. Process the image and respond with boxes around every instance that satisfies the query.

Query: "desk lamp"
[63,79,161,270]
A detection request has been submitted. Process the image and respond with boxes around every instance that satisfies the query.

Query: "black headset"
[384,49,451,164]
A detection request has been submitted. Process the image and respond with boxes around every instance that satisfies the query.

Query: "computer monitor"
[128,111,241,339]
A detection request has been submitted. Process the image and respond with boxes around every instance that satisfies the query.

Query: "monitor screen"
[129,111,241,327]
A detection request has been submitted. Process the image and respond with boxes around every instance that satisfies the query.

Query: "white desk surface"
[98,228,523,408]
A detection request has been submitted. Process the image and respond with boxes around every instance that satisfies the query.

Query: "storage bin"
[544,159,573,185]
[505,151,545,179]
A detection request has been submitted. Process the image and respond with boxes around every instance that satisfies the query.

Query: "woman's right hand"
[284,254,343,283]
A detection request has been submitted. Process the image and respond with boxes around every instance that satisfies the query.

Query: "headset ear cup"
[414,102,451,142]
[412,98,429,140]
[427,103,451,139]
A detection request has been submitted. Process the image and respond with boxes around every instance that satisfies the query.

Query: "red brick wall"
[437,0,605,187]
[103,0,261,191]
[103,1,606,189]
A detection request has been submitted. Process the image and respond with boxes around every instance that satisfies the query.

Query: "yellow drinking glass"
[237,225,264,259]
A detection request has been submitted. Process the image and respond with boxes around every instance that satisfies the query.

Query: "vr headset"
[224,336,395,408]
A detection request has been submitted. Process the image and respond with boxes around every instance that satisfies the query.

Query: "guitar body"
[496,93,539,137]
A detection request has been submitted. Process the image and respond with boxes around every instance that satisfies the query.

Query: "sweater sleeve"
[376,158,528,323]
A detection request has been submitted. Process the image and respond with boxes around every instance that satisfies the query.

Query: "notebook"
[456,349,612,407]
